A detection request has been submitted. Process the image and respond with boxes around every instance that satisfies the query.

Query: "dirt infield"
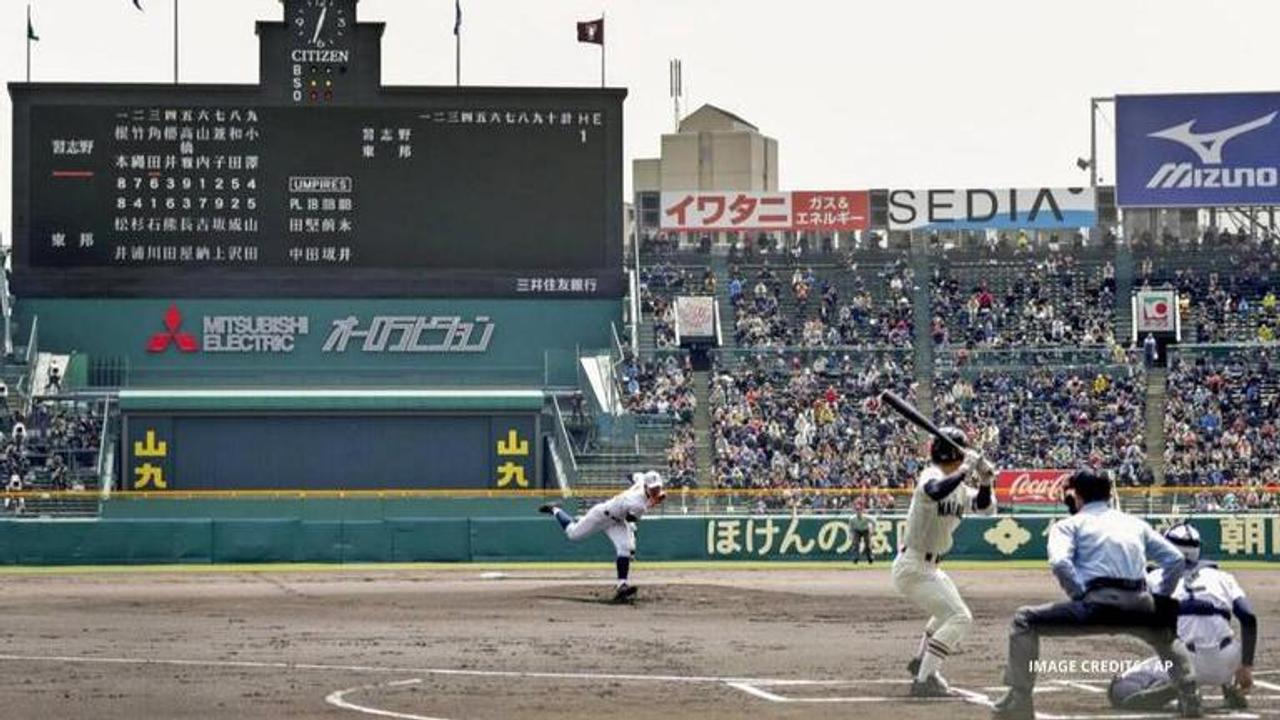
[0,565,1275,719]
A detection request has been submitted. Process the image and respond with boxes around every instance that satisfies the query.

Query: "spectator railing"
[934,345,1134,370]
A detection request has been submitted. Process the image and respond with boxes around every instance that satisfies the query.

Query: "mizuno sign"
[1116,93,1280,207]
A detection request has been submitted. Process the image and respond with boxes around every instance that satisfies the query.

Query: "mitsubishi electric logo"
[146,305,199,354]
[1146,111,1280,189]
[145,305,308,354]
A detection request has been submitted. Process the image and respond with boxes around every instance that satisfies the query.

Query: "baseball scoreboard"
[9,0,625,298]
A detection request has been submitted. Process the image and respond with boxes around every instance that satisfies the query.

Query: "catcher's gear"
[929,426,968,465]
[1164,523,1201,565]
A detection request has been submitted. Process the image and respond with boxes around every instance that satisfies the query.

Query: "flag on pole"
[453,0,461,35]
[132,0,144,10]
[27,15,39,41]
[576,18,603,45]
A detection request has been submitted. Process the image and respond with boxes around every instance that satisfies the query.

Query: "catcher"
[540,471,666,602]
[894,427,997,698]
[1107,522,1257,712]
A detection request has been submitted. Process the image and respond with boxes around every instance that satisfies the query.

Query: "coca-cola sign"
[996,469,1071,505]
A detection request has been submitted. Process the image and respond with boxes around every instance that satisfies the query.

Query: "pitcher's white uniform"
[562,477,651,557]
[1114,563,1248,688]
[893,464,996,668]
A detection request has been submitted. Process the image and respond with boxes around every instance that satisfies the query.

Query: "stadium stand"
[1136,232,1280,343]
[932,357,1150,485]
[708,350,916,507]
[930,253,1117,348]
[1164,347,1280,492]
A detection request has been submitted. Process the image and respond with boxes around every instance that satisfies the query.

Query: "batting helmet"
[929,426,968,465]
[1164,523,1201,565]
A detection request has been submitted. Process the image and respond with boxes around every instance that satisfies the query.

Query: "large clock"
[292,0,349,50]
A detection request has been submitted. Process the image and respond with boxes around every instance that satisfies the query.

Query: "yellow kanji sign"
[133,463,167,490]
[134,429,168,458]
[497,429,529,456]
[496,461,528,488]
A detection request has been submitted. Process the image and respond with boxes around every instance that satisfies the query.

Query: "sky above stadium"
[2,0,1279,242]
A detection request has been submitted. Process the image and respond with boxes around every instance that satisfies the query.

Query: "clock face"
[293,0,348,50]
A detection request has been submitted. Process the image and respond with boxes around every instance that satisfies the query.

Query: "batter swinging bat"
[878,390,965,455]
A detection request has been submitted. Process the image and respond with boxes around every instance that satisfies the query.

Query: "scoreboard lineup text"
[12,89,623,298]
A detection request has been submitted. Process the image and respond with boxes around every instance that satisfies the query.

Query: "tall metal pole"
[173,0,179,84]
[599,11,606,88]
[26,4,32,83]
[1089,97,1098,189]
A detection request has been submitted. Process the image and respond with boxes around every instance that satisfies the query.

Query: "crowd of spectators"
[932,362,1149,484]
[728,261,913,349]
[619,353,698,486]
[1,400,104,515]
[708,351,918,500]
[930,255,1116,347]
[1164,350,1280,487]
[1137,238,1280,343]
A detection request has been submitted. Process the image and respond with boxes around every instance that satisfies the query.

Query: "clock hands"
[311,5,328,46]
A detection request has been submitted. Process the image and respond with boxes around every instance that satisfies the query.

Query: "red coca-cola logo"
[997,469,1071,505]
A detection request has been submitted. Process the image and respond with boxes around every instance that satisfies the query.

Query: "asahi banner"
[888,187,1096,231]
[995,469,1071,506]
[1116,92,1280,207]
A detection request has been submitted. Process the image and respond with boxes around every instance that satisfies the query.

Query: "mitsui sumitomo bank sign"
[144,304,494,355]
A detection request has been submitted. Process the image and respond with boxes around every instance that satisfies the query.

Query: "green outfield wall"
[1,504,1277,565]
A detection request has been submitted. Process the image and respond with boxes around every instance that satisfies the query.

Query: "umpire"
[849,506,874,564]
[992,470,1201,719]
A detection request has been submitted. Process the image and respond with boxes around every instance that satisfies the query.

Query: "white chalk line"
[327,679,449,720]
[0,652,1270,720]
[1256,680,1280,693]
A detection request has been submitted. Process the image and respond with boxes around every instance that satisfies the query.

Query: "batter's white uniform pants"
[564,504,636,558]
[892,550,974,655]
[1114,635,1241,695]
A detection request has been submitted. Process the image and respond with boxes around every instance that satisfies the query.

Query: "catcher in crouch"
[894,427,997,697]
[540,471,666,602]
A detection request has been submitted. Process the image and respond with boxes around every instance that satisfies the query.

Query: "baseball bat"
[878,390,965,455]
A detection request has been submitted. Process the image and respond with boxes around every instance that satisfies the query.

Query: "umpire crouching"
[992,470,1201,719]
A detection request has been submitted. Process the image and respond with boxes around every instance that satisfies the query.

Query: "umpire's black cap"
[1064,468,1112,504]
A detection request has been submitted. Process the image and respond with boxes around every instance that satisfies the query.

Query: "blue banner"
[1116,92,1280,207]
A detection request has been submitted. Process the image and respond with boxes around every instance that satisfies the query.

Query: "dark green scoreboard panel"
[123,413,540,490]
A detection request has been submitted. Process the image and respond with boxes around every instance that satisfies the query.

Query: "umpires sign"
[1116,92,1280,207]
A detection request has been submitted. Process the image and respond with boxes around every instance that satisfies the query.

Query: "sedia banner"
[886,187,1096,231]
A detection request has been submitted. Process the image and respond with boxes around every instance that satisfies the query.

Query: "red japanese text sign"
[791,191,869,231]
[660,192,792,231]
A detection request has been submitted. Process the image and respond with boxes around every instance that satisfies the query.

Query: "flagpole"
[599,10,605,88]
[26,3,32,83]
[173,0,179,84]
[455,0,461,87]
